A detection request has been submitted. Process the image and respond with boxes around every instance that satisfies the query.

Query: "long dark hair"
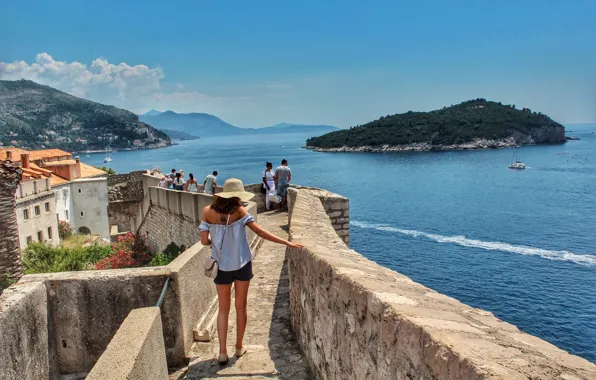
[211,196,241,215]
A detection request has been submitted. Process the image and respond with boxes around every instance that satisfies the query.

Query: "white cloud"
[0,53,164,100]
[0,53,260,122]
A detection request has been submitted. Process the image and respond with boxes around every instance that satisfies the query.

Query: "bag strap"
[216,214,231,262]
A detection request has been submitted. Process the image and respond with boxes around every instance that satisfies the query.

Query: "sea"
[84,124,596,363]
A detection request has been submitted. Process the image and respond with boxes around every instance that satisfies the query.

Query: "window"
[23,208,29,220]
[80,211,84,217]
[78,189,82,194]
[37,231,43,242]
[45,202,50,212]
[66,210,69,220]
[47,227,53,240]
[26,236,32,245]
[34,205,41,216]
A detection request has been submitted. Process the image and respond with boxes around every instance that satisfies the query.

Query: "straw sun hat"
[216,178,255,202]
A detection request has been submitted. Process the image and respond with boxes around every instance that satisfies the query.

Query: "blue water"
[87,126,596,363]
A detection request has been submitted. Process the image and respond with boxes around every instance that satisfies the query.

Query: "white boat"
[509,150,525,169]
[103,148,113,163]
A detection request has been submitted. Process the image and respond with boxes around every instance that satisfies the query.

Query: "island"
[306,99,565,152]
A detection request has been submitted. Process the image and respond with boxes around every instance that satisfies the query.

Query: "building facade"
[71,178,110,239]
[0,148,109,243]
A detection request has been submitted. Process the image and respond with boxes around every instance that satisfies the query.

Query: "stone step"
[186,344,280,379]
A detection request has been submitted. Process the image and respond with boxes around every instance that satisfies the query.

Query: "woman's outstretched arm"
[246,221,303,248]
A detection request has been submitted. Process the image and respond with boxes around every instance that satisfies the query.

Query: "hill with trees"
[306,99,565,152]
[0,80,171,151]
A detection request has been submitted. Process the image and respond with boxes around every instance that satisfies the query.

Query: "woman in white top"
[186,173,198,192]
[200,178,303,364]
[262,162,276,210]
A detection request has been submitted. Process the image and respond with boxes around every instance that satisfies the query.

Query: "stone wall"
[87,307,168,380]
[288,186,350,247]
[20,268,174,375]
[139,187,257,254]
[108,171,160,234]
[0,282,49,380]
[108,170,147,202]
[14,241,217,377]
[288,189,596,380]
[108,200,139,234]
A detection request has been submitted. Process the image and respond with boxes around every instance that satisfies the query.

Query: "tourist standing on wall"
[158,176,169,189]
[204,171,218,195]
[186,173,198,192]
[173,172,185,191]
[274,159,291,212]
[169,168,177,189]
[200,178,303,364]
[262,162,276,211]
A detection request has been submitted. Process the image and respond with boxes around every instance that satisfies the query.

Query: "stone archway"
[78,226,91,235]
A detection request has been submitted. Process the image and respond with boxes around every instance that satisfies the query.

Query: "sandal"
[218,353,228,365]
[235,346,247,358]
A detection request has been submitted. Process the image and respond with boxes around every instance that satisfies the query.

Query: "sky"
[1,0,595,128]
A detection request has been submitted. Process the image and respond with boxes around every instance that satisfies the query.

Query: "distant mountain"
[307,99,565,152]
[140,111,245,137]
[140,111,340,138]
[0,80,171,151]
[161,128,200,141]
[142,109,162,117]
[253,123,340,135]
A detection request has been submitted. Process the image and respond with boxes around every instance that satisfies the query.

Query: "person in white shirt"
[173,172,185,191]
[262,162,276,210]
[158,176,168,189]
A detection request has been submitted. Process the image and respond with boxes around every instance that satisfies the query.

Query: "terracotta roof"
[50,174,70,186]
[0,147,29,162]
[22,167,47,178]
[28,149,72,161]
[42,159,77,166]
[79,163,107,178]
[29,163,54,175]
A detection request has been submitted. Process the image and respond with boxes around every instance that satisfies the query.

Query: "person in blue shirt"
[200,178,303,364]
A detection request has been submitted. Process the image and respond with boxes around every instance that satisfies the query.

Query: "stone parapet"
[87,307,168,380]
[288,188,596,380]
[0,281,50,380]
[288,186,350,247]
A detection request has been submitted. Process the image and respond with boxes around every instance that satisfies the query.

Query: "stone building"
[0,156,23,282]
[0,148,109,239]
[14,152,59,247]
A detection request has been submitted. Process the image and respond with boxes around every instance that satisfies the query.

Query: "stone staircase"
[170,212,312,380]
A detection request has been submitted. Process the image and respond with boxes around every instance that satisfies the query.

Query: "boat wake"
[351,221,596,266]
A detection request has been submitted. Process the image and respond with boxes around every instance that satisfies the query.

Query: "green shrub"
[0,272,16,293]
[22,242,113,274]
[148,243,186,267]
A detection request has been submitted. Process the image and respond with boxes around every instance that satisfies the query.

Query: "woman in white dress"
[262,162,276,210]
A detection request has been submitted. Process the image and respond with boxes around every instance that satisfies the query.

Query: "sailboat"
[103,147,113,163]
[509,149,525,170]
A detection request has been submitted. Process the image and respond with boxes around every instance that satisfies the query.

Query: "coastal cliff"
[307,99,565,152]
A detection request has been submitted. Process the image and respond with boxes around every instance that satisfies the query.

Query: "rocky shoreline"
[73,141,173,154]
[305,136,563,153]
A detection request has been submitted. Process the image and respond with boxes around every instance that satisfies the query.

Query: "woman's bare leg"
[216,283,233,355]
[234,279,251,349]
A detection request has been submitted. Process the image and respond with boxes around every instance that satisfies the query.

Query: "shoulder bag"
[204,214,230,279]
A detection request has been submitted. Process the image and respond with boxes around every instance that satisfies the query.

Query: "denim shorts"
[214,261,253,285]
[277,183,289,197]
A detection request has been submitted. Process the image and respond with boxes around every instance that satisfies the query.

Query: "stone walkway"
[170,212,312,380]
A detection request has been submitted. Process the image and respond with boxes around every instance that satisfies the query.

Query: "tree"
[0,159,23,287]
